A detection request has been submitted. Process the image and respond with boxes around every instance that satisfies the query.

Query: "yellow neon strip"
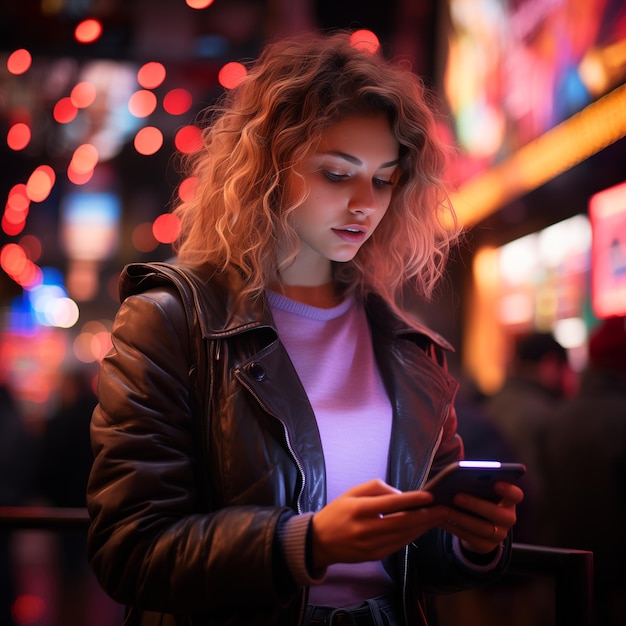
[451,82,626,227]
[464,246,505,394]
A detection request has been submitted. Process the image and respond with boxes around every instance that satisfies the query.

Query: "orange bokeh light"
[3,186,30,236]
[1,244,42,288]
[70,143,99,174]
[7,123,31,151]
[7,49,32,75]
[137,62,166,89]
[185,0,215,8]
[163,88,193,116]
[70,81,97,108]
[134,126,164,155]
[178,176,198,203]
[174,125,202,154]
[73,329,113,364]
[8,184,30,212]
[128,90,158,117]
[2,243,27,275]
[75,19,103,44]
[26,165,56,203]
[2,183,30,237]
[21,263,43,288]
[67,163,94,186]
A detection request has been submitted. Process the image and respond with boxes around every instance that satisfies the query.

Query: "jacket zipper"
[234,371,309,623]
[401,403,448,626]
[237,374,307,514]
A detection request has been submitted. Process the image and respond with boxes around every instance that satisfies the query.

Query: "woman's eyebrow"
[322,150,400,169]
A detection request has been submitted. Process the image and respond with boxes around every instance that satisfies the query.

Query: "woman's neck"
[270,282,342,308]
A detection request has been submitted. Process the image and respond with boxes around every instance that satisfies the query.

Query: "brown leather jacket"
[86,262,511,626]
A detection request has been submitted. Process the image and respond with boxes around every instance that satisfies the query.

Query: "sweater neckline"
[266,289,355,321]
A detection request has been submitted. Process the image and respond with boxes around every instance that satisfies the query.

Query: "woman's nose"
[348,183,376,215]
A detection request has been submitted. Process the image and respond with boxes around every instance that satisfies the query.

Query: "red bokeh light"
[2,214,25,237]
[349,30,380,54]
[53,97,79,124]
[75,19,103,44]
[4,204,27,226]
[7,123,31,151]
[11,594,46,625]
[3,185,30,236]
[26,165,56,203]
[7,184,30,212]
[70,143,99,174]
[178,176,198,203]
[163,88,193,116]
[218,62,247,89]
[1,244,43,288]
[67,163,95,186]
[7,49,32,75]
[1,243,27,275]
[174,125,202,154]
[134,126,164,155]
[137,62,166,89]
[152,214,181,244]
[185,0,215,8]
[70,81,97,108]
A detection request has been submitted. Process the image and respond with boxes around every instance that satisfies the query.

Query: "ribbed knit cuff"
[279,513,328,586]
[452,534,504,572]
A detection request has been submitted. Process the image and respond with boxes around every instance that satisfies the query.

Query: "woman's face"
[281,113,400,286]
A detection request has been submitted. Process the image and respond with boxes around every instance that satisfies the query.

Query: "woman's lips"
[331,227,367,243]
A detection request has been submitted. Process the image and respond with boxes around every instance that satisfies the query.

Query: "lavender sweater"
[268,291,502,607]
[267,290,394,606]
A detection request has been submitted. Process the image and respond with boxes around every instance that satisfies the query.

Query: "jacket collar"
[121,261,454,352]
[183,263,453,351]
[180,264,275,338]
[364,292,454,351]
[121,261,275,339]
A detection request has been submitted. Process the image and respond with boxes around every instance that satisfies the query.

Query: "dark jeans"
[303,594,402,626]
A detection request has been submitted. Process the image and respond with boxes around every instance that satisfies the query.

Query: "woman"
[87,30,523,626]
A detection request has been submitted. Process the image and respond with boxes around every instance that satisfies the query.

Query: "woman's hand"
[311,478,450,570]
[440,481,525,554]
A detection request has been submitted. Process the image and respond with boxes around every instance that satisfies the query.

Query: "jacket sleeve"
[86,288,297,614]
[408,526,513,593]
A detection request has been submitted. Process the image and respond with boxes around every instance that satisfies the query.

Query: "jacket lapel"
[365,295,459,492]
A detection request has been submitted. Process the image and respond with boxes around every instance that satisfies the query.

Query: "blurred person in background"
[539,316,626,626]
[481,332,574,542]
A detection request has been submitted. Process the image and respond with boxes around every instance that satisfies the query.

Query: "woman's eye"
[321,171,393,188]
[323,171,348,182]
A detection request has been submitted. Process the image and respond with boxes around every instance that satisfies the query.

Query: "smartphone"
[422,460,526,507]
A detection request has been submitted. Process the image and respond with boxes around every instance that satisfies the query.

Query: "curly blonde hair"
[172,30,459,320]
